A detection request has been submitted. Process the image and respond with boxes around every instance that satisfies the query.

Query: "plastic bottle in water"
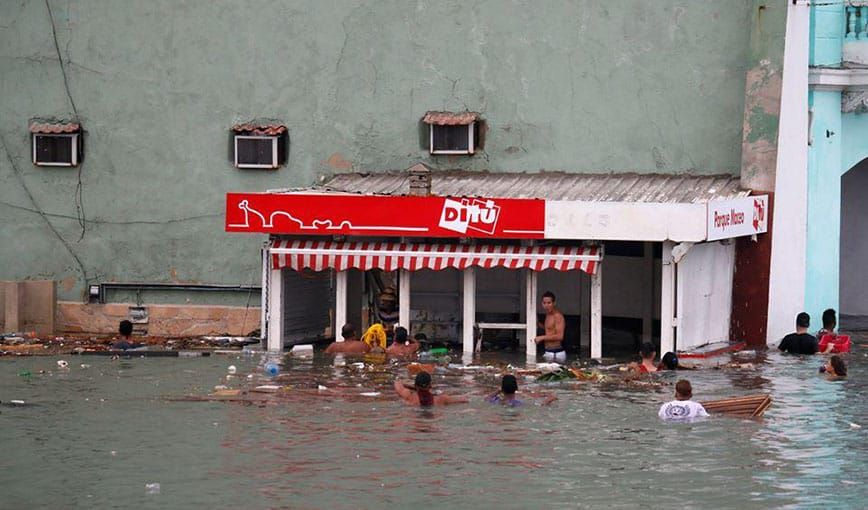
[264,362,279,376]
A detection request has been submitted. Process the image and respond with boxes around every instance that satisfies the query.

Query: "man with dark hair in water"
[112,320,143,350]
[534,290,566,362]
[816,308,837,340]
[487,374,523,406]
[658,379,709,421]
[393,371,469,406]
[386,326,420,356]
[325,323,371,354]
[778,312,819,355]
[485,374,557,406]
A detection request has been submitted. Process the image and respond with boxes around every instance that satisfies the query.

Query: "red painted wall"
[730,193,774,347]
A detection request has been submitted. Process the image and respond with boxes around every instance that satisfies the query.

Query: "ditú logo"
[753,198,765,231]
[438,198,501,235]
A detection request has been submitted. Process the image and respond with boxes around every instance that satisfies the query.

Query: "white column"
[462,267,476,356]
[335,270,348,341]
[267,267,283,352]
[260,244,269,347]
[767,2,810,344]
[642,241,654,343]
[660,240,676,356]
[590,265,603,359]
[525,270,538,361]
[398,269,411,331]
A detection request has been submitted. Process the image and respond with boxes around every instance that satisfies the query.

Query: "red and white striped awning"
[270,240,601,274]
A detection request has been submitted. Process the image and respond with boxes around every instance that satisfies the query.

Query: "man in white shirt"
[658,379,709,422]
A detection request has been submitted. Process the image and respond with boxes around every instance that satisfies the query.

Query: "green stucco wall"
[1,1,773,301]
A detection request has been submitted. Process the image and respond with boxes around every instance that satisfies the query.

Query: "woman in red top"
[631,342,659,374]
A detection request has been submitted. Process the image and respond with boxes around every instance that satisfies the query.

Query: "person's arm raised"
[394,380,414,401]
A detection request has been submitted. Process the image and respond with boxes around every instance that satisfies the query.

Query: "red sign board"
[225,193,545,239]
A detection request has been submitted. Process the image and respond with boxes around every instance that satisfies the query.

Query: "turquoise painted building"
[804,3,868,326]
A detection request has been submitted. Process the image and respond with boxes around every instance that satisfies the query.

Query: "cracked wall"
[0,0,768,300]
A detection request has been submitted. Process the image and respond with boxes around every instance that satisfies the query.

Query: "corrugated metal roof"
[309,170,749,204]
[422,111,479,125]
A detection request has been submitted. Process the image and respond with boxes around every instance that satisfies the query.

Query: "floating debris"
[700,394,772,417]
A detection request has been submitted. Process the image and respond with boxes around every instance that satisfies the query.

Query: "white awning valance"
[270,240,601,275]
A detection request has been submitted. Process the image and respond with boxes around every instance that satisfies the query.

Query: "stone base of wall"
[1,281,56,336]
[57,302,261,337]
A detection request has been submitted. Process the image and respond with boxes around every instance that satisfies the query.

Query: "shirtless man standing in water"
[534,291,566,362]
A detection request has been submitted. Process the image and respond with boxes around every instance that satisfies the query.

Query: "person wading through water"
[394,371,469,406]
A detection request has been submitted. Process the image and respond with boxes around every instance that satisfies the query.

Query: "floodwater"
[1,336,866,509]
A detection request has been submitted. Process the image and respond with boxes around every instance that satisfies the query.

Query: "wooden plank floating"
[700,394,772,417]
[76,350,211,357]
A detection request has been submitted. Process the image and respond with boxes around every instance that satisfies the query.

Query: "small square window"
[431,123,474,154]
[422,111,480,155]
[30,121,82,167]
[235,136,279,168]
[231,123,287,169]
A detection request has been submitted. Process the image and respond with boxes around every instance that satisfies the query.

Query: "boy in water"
[485,374,557,407]
[112,320,143,351]
[658,379,709,422]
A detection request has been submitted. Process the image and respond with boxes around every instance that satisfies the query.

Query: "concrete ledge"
[57,302,261,337]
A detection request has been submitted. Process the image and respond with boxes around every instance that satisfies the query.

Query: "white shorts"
[543,349,566,362]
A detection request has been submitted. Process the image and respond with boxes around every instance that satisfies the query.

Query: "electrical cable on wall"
[45,0,87,241]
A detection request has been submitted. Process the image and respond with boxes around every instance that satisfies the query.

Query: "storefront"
[226,167,768,359]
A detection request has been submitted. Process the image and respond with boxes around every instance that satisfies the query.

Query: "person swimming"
[393,371,469,407]
[629,342,658,373]
[486,374,523,407]
[820,355,847,378]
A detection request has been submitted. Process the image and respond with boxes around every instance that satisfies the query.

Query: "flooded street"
[1,336,865,509]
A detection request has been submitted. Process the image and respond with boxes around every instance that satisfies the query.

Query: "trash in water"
[536,363,562,374]
[145,483,160,495]
[291,344,314,356]
[227,365,237,374]
[80,364,90,369]
[57,360,69,368]
[317,385,328,391]
[212,389,240,397]
[264,363,279,376]
[360,392,381,397]
[213,385,228,391]
[247,374,254,380]
[253,385,281,392]
[10,399,25,405]
[18,370,31,377]
[851,423,862,429]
